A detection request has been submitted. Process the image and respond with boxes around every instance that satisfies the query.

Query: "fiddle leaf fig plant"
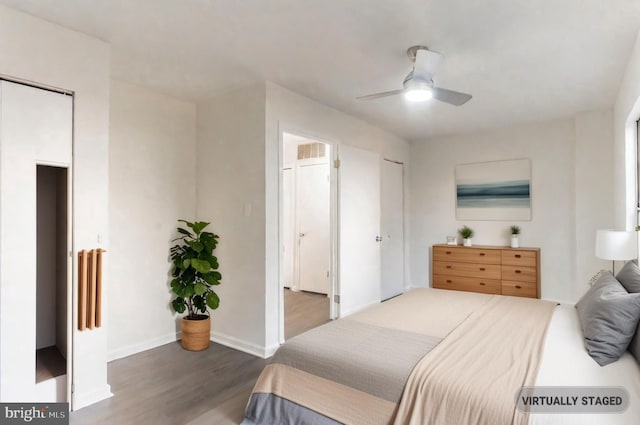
[169,220,222,319]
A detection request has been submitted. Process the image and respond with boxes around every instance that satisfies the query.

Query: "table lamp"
[595,229,638,274]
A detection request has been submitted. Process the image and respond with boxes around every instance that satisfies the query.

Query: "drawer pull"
[479,253,485,256]
[515,254,521,258]
[516,285,522,289]
[515,270,522,274]
[446,280,452,283]
[446,265,452,269]
[479,267,485,271]
[445,251,452,254]
[479,282,485,286]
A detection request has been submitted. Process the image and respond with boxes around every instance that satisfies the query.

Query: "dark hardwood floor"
[70,289,330,424]
[36,346,66,383]
[284,288,330,340]
[70,341,267,425]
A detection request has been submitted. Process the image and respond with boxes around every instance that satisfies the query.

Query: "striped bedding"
[242,288,556,425]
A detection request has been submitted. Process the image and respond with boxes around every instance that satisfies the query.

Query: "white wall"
[0,5,110,409]
[613,30,640,230]
[196,84,268,356]
[574,110,614,299]
[195,82,411,357]
[410,113,613,303]
[108,80,197,360]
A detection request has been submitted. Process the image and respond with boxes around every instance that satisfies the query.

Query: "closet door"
[0,80,72,401]
[337,145,381,316]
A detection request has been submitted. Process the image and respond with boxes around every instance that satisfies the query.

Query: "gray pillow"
[616,260,640,293]
[617,261,640,364]
[630,332,640,361]
[575,271,640,366]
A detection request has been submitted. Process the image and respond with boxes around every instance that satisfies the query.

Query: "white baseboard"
[72,384,112,411]
[339,300,380,317]
[107,332,181,362]
[210,330,278,359]
[108,328,278,365]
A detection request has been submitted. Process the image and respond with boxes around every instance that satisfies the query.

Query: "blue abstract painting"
[455,159,531,220]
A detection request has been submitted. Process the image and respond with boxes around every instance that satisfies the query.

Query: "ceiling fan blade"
[356,89,404,101]
[432,87,472,106]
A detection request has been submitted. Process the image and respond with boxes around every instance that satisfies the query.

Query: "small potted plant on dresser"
[459,225,474,246]
[510,225,521,248]
[169,219,222,351]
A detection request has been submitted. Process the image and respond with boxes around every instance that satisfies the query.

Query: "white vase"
[463,238,472,247]
[511,235,519,248]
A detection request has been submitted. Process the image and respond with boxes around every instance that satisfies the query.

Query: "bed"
[242,288,640,425]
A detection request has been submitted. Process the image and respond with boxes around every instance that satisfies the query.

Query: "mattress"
[529,304,640,425]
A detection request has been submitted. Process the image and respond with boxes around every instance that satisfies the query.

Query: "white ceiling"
[1,0,639,142]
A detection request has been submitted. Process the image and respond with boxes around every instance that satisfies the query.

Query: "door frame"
[278,127,338,344]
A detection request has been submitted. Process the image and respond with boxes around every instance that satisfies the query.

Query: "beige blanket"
[393,295,557,425]
[245,289,556,425]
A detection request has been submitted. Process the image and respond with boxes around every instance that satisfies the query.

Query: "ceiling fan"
[357,45,472,106]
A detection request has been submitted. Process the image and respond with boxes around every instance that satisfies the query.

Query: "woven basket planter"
[181,315,211,351]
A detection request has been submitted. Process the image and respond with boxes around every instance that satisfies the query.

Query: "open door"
[337,145,381,316]
[381,159,405,300]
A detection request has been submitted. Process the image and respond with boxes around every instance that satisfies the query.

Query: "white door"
[0,80,72,402]
[297,163,330,294]
[338,145,381,316]
[381,160,405,300]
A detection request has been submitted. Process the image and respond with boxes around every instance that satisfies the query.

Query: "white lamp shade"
[595,230,638,261]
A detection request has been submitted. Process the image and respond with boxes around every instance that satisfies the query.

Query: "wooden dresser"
[432,244,540,298]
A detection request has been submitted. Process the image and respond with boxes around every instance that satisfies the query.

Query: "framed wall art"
[455,159,531,221]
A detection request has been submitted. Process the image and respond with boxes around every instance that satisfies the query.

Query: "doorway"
[36,165,69,385]
[278,134,389,343]
[281,133,332,339]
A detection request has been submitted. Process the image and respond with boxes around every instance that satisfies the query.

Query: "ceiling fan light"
[404,87,433,102]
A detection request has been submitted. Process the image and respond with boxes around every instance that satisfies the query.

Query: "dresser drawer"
[433,261,501,279]
[501,249,537,267]
[501,265,537,283]
[501,280,537,298]
[433,246,501,265]
[434,275,501,294]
